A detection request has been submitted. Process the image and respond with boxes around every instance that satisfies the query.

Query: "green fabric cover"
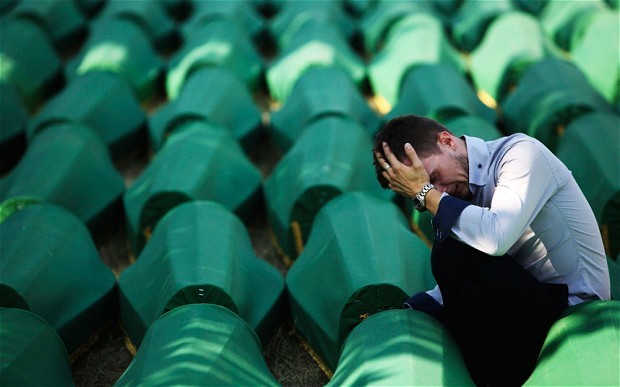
[445,115,503,140]
[266,19,366,103]
[0,197,40,224]
[502,58,613,151]
[28,71,146,159]
[66,18,163,102]
[556,112,620,258]
[0,0,19,16]
[513,0,548,15]
[95,0,179,52]
[0,202,117,353]
[115,304,279,386]
[119,201,284,348]
[150,67,262,152]
[539,0,607,50]
[450,0,513,52]
[1,123,125,232]
[329,309,473,386]
[166,19,263,100]
[0,308,74,387]
[182,0,264,41]
[287,192,436,370]
[470,11,560,104]
[0,18,63,110]
[571,9,620,106]
[0,83,28,167]
[386,64,495,124]
[125,120,262,254]
[270,66,380,152]
[368,13,464,107]
[264,116,392,261]
[525,300,620,385]
[358,1,435,54]
[269,0,355,50]
[7,0,87,53]
[74,0,106,18]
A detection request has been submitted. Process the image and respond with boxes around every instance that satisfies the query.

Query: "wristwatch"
[413,183,435,212]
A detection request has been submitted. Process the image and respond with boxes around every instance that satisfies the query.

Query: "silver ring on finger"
[384,164,391,171]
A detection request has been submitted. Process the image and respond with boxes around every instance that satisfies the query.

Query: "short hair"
[372,115,451,189]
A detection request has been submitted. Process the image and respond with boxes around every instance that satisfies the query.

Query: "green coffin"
[368,13,464,108]
[28,71,146,159]
[539,0,607,51]
[150,67,262,152]
[115,304,279,386]
[450,0,513,53]
[525,300,620,386]
[0,308,74,386]
[182,0,264,41]
[95,0,180,52]
[470,11,560,105]
[119,201,284,348]
[124,121,262,254]
[358,1,435,55]
[0,18,63,110]
[270,66,380,152]
[502,58,614,152]
[0,83,28,169]
[386,63,495,124]
[609,257,620,300]
[1,123,124,233]
[0,201,117,353]
[6,0,87,53]
[556,112,620,258]
[167,19,263,100]
[445,115,503,140]
[66,18,163,102]
[571,9,620,106]
[264,116,392,262]
[329,309,473,386]
[266,19,366,103]
[269,0,355,50]
[287,192,436,371]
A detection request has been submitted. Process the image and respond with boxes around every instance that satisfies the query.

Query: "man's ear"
[438,131,456,149]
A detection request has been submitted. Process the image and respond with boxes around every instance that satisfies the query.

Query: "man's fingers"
[382,142,400,166]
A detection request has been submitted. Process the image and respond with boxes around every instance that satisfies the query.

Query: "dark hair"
[372,115,451,188]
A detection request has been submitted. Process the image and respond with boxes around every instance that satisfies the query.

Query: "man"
[373,115,610,386]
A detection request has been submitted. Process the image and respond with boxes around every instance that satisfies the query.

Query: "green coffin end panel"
[525,300,620,386]
[119,201,284,348]
[0,202,117,353]
[0,308,74,387]
[1,123,125,233]
[450,0,514,52]
[329,309,474,386]
[287,192,435,370]
[115,304,279,386]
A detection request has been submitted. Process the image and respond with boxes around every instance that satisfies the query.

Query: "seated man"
[373,115,610,386]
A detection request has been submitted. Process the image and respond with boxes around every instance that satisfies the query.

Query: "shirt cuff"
[432,195,471,241]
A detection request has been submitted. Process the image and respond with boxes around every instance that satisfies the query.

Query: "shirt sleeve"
[443,140,563,256]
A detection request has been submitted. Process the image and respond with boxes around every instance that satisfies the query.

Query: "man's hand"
[374,142,431,198]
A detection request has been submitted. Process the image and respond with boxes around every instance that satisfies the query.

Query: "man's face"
[418,148,472,200]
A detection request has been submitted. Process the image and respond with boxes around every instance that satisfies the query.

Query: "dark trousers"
[430,237,568,386]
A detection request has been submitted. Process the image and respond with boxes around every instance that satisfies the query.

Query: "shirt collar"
[463,135,490,187]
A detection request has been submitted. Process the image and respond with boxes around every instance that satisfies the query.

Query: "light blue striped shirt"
[428,134,610,306]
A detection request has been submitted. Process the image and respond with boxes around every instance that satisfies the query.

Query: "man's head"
[373,115,472,200]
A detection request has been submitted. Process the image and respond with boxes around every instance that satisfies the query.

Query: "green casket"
[264,116,392,262]
[119,201,284,347]
[270,66,380,153]
[368,13,464,108]
[0,200,117,353]
[450,0,514,52]
[0,308,74,386]
[287,192,436,370]
[539,0,607,50]
[556,112,620,258]
[182,0,264,41]
[1,123,124,232]
[115,304,279,386]
[0,83,28,169]
[124,120,262,254]
[150,67,262,152]
[28,71,147,159]
[329,309,473,386]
